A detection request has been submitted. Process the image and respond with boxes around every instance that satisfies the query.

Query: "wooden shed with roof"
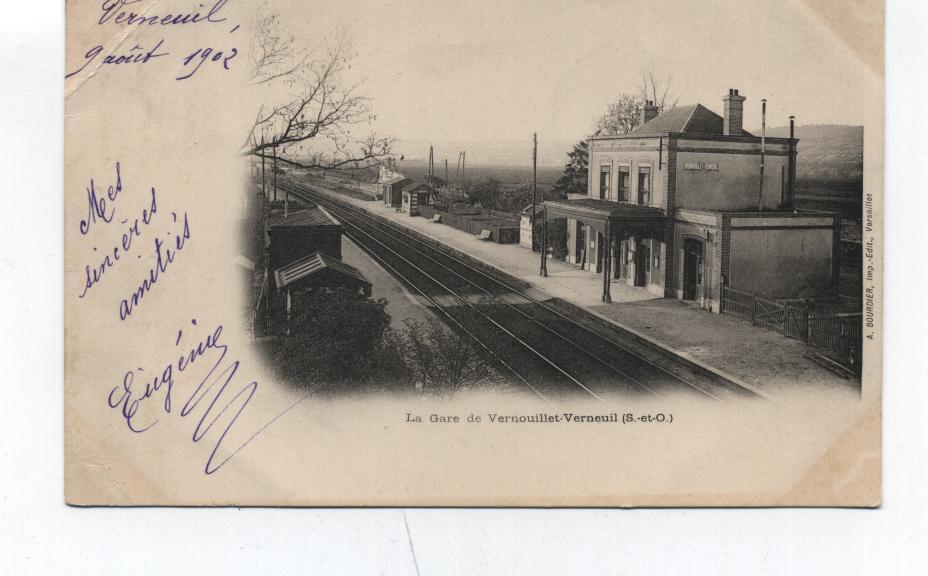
[272,251,372,318]
[265,207,343,271]
[381,174,413,208]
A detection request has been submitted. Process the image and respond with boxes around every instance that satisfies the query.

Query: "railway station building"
[542,89,841,312]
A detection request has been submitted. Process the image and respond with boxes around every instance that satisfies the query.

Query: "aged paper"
[65,0,882,506]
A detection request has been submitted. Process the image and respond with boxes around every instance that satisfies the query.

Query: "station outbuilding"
[265,205,343,271]
[401,182,434,217]
[381,174,413,208]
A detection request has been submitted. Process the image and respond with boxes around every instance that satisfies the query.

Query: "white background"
[1,1,924,574]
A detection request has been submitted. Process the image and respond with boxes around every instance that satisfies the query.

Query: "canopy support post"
[602,221,612,303]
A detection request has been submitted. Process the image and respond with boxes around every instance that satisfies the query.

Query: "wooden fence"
[721,285,862,375]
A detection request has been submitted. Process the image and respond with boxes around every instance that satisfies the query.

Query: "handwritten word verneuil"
[97,0,229,27]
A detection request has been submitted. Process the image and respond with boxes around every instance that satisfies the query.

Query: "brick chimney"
[723,89,746,135]
[640,100,659,126]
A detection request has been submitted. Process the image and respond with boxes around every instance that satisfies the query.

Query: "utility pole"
[531,132,538,251]
[428,145,434,189]
[788,115,796,209]
[758,99,766,211]
[261,134,266,198]
[445,158,448,185]
[273,145,278,203]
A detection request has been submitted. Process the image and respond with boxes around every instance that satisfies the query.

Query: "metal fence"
[721,285,862,375]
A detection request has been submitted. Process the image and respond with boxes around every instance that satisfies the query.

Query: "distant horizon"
[392,123,864,168]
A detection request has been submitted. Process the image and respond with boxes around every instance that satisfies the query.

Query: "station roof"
[595,103,755,138]
[402,182,434,193]
[543,198,666,233]
[381,175,413,186]
[266,208,339,229]
[273,251,370,290]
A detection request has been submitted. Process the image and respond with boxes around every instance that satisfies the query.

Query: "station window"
[618,167,630,202]
[599,165,611,200]
[638,167,651,205]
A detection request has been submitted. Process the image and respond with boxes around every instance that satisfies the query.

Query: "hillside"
[768,124,863,197]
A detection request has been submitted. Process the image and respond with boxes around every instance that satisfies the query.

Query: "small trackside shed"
[265,207,343,271]
[273,251,372,319]
[381,175,413,208]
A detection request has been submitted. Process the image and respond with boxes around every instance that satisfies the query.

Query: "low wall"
[418,205,437,219]
[419,207,520,243]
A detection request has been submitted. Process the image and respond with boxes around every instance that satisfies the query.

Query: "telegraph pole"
[788,115,796,209]
[531,132,538,251]
[428,145,434,188]
[758,99,766,211]
[273,145,278,203]
[261,134,266,198]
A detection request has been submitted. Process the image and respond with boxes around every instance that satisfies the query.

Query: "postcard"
[65,0,882,506]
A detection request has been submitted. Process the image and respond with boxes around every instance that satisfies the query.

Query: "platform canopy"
[542,198,666,235]
[539,199,667,303]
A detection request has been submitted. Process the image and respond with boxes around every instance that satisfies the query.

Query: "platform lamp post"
[602,220,612,304]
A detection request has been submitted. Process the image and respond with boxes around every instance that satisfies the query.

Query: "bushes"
[272,288,393,391]
[389,319,499,395]
[432,186,462,211]
[532,218,568,259]
[269,288,499,395]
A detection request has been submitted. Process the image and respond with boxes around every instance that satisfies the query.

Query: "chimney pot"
[723,88,746,136]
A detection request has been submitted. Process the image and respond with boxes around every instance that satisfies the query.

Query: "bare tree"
[248,6,305,86]
[243,6,393,172]
[593,68,681,136]
[398,319,497,395]
[639,67,679,113]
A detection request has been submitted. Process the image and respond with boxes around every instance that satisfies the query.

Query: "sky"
[270,0,880,162]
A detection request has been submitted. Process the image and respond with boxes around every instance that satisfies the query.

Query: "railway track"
[275,177,761,403]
